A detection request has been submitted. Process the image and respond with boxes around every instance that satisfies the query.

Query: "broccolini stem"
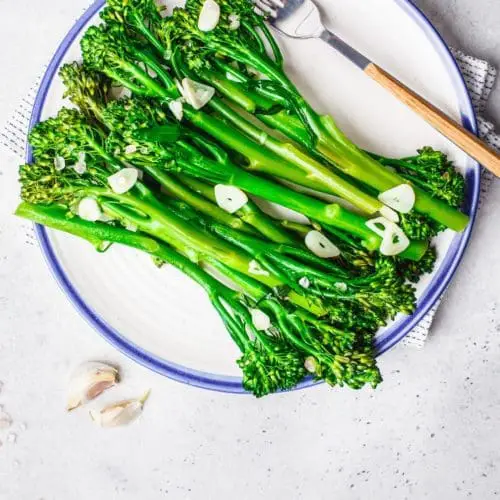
[176,174,297,245]
[205,98,384,215]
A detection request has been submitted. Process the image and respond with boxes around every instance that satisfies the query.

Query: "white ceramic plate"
[30,0,480,392]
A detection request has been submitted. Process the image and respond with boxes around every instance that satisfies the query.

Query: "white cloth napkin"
[0,45,498,348]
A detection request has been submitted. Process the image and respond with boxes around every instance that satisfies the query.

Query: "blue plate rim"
[28,0,480,394]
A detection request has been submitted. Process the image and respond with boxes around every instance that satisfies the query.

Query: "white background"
[0,0,499,499]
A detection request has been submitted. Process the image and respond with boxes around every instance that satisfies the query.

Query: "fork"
[253,0,500,177]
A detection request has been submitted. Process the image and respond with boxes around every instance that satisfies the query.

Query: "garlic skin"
[67,362,119,411]
[90,390,150,428]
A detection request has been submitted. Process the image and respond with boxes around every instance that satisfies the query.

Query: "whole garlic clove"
[67,361,119,411]
[90,390,150,428]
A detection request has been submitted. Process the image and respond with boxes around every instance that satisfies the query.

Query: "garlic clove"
[334,282,348,292]
[228,13,241,30]
[181,78,215,110]
[248,259,269,277]
[250,309,271,331]
[379,223,410,256]
[108,167,139,194]
[90,390,150,428]
[78,197,102,222]
[54,155,66,171]
[299,276,310,289]
[73,161,87,175]
[214,184,248,213]
[365,216,392,237]
[168,98,184,121]
[198,0,220,32]
[124,144,137,155]
[379,205,399,223]
[378,184,415,214]
[304,356,317,374]
[304,230,340,258]
[67,361,119,411]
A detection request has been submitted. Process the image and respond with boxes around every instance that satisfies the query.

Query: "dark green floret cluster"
[16,0,467,397]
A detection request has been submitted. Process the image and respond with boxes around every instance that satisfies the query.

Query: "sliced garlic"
[198,0,220,32]
[78,197,102,222]
[90,390,150,428]
[379,224,410,256]
[108,167,139,194]
[214,184,248,213]
[98,213,115,223]
[124,144,137,155]
[304,231,340,258]
[67,361,119,411]
[365,216,392,237]
[54,155,66,171]
[70,152,87,174]
[250,309,271,331]
[175,78,185,98]
[73,162,87,175]
[334,282,348,292]
[168,98,184,121]
[228,13,241,30]
[366,217,410,256]
[248,259,269,276]
[181,78,215,110]
[379,205,399,223]
[304,356,317,374]
[299,276,310,289]
[378,184,415,214]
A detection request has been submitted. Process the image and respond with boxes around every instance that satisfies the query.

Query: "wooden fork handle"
[364,62,500,177]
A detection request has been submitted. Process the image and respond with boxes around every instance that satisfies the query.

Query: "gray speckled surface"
[0,1,499,499]
[414,0,500,123]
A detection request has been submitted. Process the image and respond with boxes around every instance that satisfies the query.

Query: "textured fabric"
[0,46,498,349]
[402,49,498,347]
